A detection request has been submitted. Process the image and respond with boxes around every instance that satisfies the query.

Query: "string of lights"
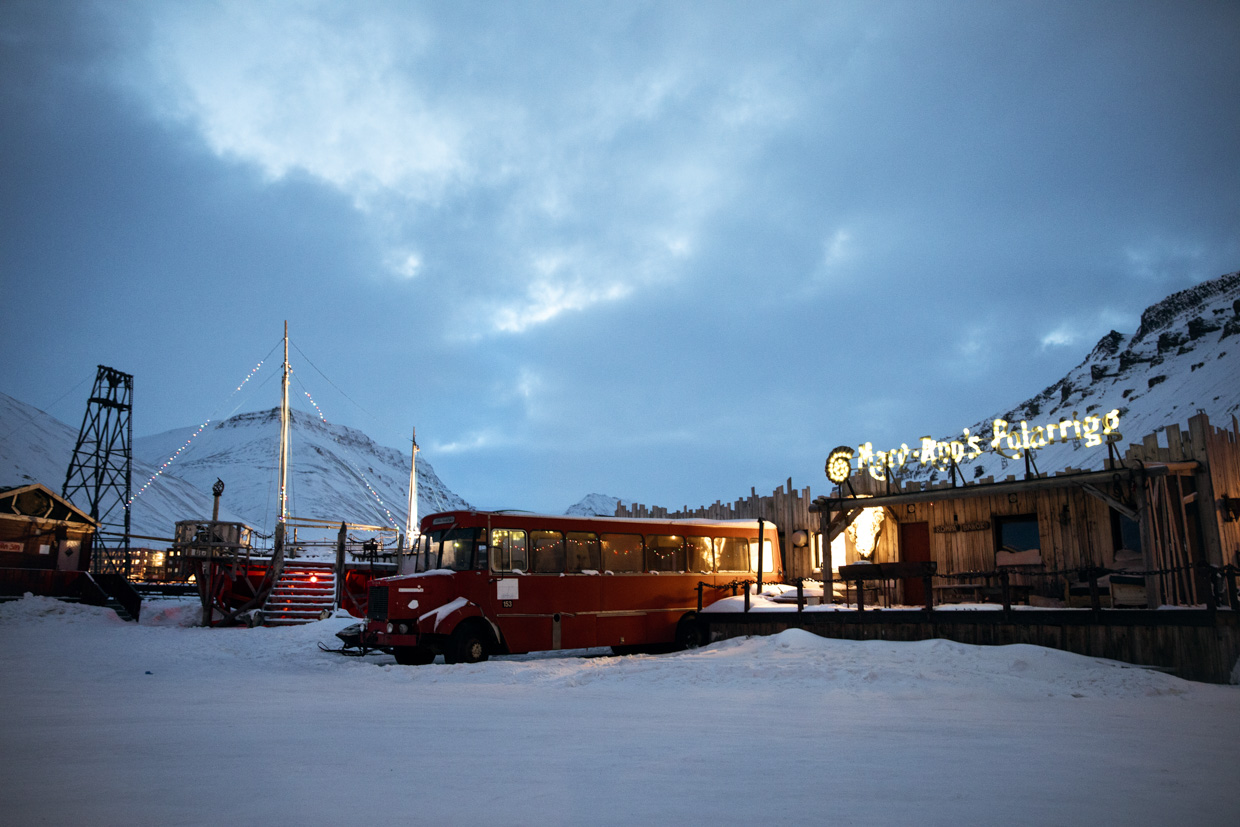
[299,383,400,530]
[128,358,268,505]
[302,388,328,423]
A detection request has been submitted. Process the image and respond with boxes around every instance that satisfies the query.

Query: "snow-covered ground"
[1,595,1237,826]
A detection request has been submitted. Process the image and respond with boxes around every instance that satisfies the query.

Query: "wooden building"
[813,413,1239,607]
[0,483,96,573]
[0,483,142,620]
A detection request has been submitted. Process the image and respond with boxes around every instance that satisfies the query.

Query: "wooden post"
[1088,568,1102,615]
[334,521,347,611]
[819,506,830,605]
[756,520,765,594]
[1204,565,1218,619]
[1189,414,1225,566]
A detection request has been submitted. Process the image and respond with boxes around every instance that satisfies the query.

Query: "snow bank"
[0,595,1237,826]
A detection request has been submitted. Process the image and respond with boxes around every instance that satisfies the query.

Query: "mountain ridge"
[906,270,1240,485]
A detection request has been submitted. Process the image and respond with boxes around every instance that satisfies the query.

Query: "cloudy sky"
[2,0,1237,513]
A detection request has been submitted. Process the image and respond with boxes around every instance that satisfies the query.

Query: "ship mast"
[277,320,290,523]
[404,427,419,547]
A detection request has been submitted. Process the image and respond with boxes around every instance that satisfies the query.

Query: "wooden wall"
[1200,416,1240,567]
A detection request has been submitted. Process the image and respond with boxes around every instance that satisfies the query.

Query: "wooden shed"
[0,483,141,619]
[0,483,96,573]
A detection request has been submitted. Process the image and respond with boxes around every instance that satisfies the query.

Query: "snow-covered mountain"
[565,493,625,517]
[0,393,468,539]
[908,270,1240,484]
[133,408,469,533]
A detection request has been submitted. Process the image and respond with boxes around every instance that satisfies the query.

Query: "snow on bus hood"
[399,569,456,578]
[420,596,469,632]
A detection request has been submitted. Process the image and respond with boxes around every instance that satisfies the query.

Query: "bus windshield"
[417,527,481,572]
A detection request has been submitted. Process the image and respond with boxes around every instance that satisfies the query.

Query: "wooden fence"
[616,478,821,579]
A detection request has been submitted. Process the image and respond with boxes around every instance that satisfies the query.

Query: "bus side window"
[600,533,643,573]
[751,539,775,574]
[646,535,685,572]
[531,530,565,573]
[566,532,601,572]
[715,537,750,572]
[491,529,528,573]
[686,536,713,573]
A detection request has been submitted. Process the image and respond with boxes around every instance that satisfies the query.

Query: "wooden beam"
[1079,483,1137,521]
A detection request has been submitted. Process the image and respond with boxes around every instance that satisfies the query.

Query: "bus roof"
[420,510,777,532]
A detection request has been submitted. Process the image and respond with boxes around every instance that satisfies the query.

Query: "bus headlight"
[398,623,409,634]
[386,622,394,634]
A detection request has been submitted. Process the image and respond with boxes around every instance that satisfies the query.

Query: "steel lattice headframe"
[63,365,133,574]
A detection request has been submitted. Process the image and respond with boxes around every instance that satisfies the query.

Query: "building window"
[1110,510,1141,554]
[994,514,1040,556]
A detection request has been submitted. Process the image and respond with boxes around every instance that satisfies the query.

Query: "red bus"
[365,510,781,664]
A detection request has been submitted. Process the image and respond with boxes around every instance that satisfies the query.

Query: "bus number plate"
[502,600,513,608]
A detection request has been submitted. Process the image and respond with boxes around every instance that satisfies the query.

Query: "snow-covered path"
[1,596,1237,826]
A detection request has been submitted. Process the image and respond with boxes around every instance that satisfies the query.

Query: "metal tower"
[63,365,133,575]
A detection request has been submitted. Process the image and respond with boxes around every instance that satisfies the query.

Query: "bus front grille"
[367,585,388,620]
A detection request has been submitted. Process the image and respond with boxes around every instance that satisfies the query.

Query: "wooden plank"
[1165,424,1183,461]
[1189,414,1226,567]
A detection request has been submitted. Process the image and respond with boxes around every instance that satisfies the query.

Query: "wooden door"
[899,521,931,606]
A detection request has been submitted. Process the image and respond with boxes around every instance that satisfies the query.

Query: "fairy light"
[303,390,328,423]
[128,359,267,506]
[300,385,399,530]
[127,351,400,532]
[350,468,401,530]
[129,419,211,504]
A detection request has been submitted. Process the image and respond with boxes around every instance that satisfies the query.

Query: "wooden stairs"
[262,561,336,626]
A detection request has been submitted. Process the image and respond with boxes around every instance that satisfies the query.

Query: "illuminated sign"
[826,409,1123,482]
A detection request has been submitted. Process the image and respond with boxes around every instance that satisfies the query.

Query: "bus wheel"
[393,646,435,666]
[675,615,703,650]
[447,625,489,664]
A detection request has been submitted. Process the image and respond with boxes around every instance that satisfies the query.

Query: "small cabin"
[0,483,96,573]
